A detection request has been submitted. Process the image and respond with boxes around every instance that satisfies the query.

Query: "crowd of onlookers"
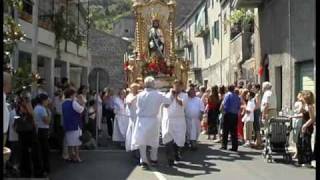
[197,81,316,167]
[3,71,316,177]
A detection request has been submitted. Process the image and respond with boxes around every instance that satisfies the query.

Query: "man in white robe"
[125,83,140,158]
[112,90,129,147]
[131,76,173,169]
[185,86,205,150]
[161,80,188,166]
[95,92,103,135]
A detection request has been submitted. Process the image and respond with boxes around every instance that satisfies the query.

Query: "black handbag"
[14,113,34,132]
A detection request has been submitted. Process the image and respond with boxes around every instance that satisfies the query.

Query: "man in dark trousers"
[220,85,241,151]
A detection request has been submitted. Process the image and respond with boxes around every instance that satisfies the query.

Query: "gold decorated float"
[124,0,189,90]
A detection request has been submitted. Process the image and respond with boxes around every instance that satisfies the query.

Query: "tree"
[3,0,25,70]
[88,0,133,33]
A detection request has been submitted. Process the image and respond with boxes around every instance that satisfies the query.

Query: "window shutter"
[215,21,219,40]
[211,25,215,44]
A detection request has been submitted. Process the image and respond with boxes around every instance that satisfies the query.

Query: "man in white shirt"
[185,85,205,150]
[161,80,188,166]
[261,81,276,123]
[3,72,12,146]
[131,76,173,169]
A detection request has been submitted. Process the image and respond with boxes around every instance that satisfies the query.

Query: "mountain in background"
[89,0,203,33]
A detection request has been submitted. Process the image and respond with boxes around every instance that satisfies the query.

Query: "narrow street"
[49,135,315,180]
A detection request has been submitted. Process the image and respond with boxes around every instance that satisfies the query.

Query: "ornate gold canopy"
[125,0,189,89]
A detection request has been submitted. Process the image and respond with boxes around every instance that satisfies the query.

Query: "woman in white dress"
[112,89,129,146]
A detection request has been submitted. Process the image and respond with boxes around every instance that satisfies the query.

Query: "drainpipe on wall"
[219,11,223,85]
[31,0,39,93]
[314,0,316,96]
[288,0,292,109]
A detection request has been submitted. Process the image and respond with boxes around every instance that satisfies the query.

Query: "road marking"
[149,167,167,180]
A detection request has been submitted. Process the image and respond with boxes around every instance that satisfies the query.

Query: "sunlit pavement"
[49,135,315,180]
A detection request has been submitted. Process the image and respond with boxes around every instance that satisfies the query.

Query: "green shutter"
[211,25,215,44]
[214,21,219,39]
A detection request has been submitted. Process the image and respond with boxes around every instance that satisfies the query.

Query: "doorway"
[275,66,282,111]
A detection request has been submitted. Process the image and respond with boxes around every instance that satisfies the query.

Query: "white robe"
[131,88,172,149]
[161,92,188,147]
[185,97,204,141]
[112,97,129,142]
[125,93,138,151]
[95,94,103,130]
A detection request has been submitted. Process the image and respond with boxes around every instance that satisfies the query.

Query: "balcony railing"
[183,40,193,48]
[230,31,253,63]
[232,0,264,8]
[195,25,210,38]
[19,11,54,31]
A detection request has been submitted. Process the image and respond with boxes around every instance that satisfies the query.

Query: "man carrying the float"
[161,80,188,166]
[131,76,173,169]
[185,84,205,150]
[125,83,140,162]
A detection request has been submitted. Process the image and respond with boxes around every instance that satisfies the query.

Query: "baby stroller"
[262,117,292,163]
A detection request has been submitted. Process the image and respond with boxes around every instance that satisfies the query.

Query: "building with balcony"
[6,0,91,96]
[233,0,315,111]
[176,0,233,86]
[112,14,136,41]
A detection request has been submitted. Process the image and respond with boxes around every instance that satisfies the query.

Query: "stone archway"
[88,68,110,92]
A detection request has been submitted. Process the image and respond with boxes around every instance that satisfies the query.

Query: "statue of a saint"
[149,18,165,58]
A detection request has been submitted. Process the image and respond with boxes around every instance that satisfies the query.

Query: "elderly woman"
[62,88,85,163]
[131,76,172,169]
[112,89,129,146]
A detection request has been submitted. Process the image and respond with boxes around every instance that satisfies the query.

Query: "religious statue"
[149,16,165,59]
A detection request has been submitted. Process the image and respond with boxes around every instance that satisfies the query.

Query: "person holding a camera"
[14,92,43,178]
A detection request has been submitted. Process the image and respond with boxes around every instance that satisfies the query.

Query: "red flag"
[258,66,264,76]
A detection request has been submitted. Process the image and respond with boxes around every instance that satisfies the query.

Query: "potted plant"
[230,8,254,33]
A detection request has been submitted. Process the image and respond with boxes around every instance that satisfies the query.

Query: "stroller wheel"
[266,155,272,163]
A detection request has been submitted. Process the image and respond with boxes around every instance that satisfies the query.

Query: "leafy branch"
[229,8,254,28]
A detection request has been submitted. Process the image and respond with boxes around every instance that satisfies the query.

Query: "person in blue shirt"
[34,93,50,176]
[220,85,241,151]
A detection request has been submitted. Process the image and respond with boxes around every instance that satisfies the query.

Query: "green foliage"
[3,0,25,67]
[230,8,254,27]
[53,8,66,44]
[53,8,85,47]
[88,0,133,33]
[5,0,23,12]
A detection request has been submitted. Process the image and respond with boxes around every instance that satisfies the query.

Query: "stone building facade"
[112,14,136,40]
[234,0,316,110]
[176,0,234,87]
[8,0,90,97]
[88,29,131,92]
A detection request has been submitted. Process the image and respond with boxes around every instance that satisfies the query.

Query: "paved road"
[49,135,315,180]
